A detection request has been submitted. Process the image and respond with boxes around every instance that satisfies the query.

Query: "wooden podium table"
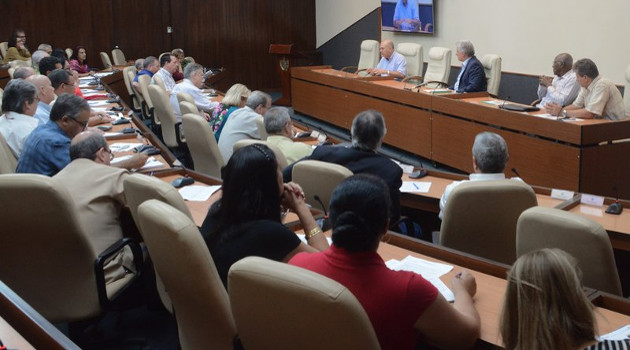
[291,66,630,199]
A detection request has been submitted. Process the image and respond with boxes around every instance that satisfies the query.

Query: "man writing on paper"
[367,40,407,79]
[451,40,486,93]
[545,58,628,120]
[535,53,580,109]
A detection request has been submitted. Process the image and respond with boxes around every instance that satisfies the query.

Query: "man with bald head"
[53,130,138,285]
[367,39,407,78]
[536,53,580,108]
[27,74,56,125]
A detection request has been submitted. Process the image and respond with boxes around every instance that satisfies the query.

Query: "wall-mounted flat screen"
[381,0,435,34]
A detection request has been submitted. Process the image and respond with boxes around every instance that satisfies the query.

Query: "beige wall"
[317,0,630,84]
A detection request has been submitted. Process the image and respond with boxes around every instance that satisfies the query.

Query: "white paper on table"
[400,181,431,193]
[93,72,114,78]
[386,258,455,302]
[103,132,123,138]
[481,99,504,106]
[178,185,221,201]
[140,157,163,170]
[531,113,584,122]
[426,276,455,302]
[109,142,143,153]
[91,107,108,112]
[599,324,630,341]
[88,100,110,107]
[398,255,454,277]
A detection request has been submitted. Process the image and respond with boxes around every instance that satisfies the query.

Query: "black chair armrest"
[94,237,144,307]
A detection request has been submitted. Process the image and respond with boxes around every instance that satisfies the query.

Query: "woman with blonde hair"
[210,83,250,141]
[500,248,629,350]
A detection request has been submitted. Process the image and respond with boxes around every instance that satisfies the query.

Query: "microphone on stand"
[313,194,331,231]
[605,185,623,215]
[511,167,523,180]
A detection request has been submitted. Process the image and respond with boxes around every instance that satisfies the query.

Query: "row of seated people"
[362,38,628,120]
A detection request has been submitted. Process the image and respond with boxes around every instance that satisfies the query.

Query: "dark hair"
[70,133,107,161]
[50,94,90,122]
[204,144,282,248]
[39,56,61,76]
[159,54,173,67]
[48,69,72,89]
[69,46,87,64]
[330,174,391,252]
[50,49,68,67]
[143,56,158,69]
[7,29,25,48]
[1,79,37,114]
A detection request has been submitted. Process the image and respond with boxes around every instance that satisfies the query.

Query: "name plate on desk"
[581,194,605,207]
[551,189,575,200]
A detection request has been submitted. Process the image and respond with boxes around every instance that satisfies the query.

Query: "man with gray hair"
[451,40,486,93]
[283,109,402,222]
[12,66,35,80]
[170,63,219,121]
[264,107,312,163]
[218,90,272,161]
[0,79,40,157]
[54,130,138,285]
[439,131,519,219]
[132,56,159,90]
[31,50,50,73]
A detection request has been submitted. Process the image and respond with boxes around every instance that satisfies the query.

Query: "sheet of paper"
[103,132,123,138]
[109,142,143,153]
[386,258,454,302]
[178,185,221,201]
[426,276,455,302]
[599,324,630,341]
[88,100,111,107]
[140,157,163,170]
[481,100,504,106]
[91,107,108,112]
[400,181,431,193]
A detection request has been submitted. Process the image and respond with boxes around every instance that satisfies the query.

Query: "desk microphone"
[410,160,428,179]
[313,194,331,231]
[511,167,523,179]
[605,185,623,215]
[499,96,511,109]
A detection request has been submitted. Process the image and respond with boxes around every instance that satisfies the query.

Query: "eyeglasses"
[17,35,26,39]
[103,147,115,161]
[66,116,88,130]
[63,81,75,89]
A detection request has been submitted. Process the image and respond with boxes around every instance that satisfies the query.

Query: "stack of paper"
[386,256,455,301]
[179,185,221,201]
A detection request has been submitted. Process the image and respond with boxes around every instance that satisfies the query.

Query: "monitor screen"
[381,0,435,34]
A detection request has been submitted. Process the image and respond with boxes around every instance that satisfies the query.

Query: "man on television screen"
[393,0,421,31]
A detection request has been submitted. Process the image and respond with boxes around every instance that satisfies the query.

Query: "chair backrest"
[481,54,502,96]
[99,51,112,70]
[0,42,8,59]
[177,92,195,105]
[179,100,200,116]
[516,207,622,295]
[138,74,156,123]
[0,132,18,174]
[397,43,423,77]
[9,59,31,68]
[229,257,381,350]
[7,67,15,79]
[122,66,136,97]
[153,74,166,91]
[182,113,225,178]
[184,56,195,64]
[0,87,3,112]
[123,173,193,224]
[440,180,537,264]
[624,64,630,114]
[255,117,268,140]
[111,48,126,66]
[65,48,73,59]
[148,84,179,147]
[137,200,237,350]
[0,174,102,323]
[233,139,288,169]
[424,47,452,84]
[292,160,353,212]
[158,52,171,63]
[358,40,380,71]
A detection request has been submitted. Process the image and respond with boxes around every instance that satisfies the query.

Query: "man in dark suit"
[283,110,402,223]
[451,40,487,93]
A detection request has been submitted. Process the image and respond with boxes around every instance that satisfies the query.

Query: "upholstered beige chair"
[516,206,622,296]
[152,74,167,92]
[111,48,126,66]
[481,54,502,96]
[233,139,288,169]
[177,92,195,105]
[9,59,31,68]
[65,48,73,59]
[255,117,268,140]
[148,84,182,148]
[158,52,171,63]
[179,100,200,116]
[182,113,224,178]
[624,64,630,114]
[439,180,537,265]
[292,160,353,213]
[184,56,195,64]
[340,40,380,74]
[138,200,237,350]
[228,257,381,350]
[122,66,141,111]
[123,173,194,313]
[137,74,156,123]
[0,42,8,59]
[100,51,113,70]
[0,132,18,173]
[397,43,423,77]
[0,174,142,323]
[424,47,452,86]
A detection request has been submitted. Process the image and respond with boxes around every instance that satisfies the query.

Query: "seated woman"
[500,248,630,350]
[290,174,480,350]
[201,144,328,287]
[3,29,31,64]
[210,83,250,141]
[68,46,92,75]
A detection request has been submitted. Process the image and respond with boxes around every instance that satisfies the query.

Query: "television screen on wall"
[381,0,435,34]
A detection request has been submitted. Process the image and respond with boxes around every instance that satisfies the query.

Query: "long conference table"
[290,66,630,200]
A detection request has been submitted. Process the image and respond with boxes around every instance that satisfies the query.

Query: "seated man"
[451,40,487,93]
[393,0,421,31]
[53,131,136,284]
[39,56,62,76]
[132,56,158,90]
[536,53,580,108]
[284,110,402,223]
[367,40,407,78]
[217,91,271,162]
[545,58,628,120]
[0,79,39,157]
[170,63,219,121]
[439,132,520,220]
[264,107,312,164]
[134,58,145,73]
[12,66,35,80]
[152,54,178,94]
[27,74,56,125]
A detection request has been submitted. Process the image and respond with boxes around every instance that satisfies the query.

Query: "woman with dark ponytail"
[290,174,480,350]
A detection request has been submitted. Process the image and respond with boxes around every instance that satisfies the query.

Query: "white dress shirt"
[537,70,580,107]
[0,111,39,158]
[170,79,219,121]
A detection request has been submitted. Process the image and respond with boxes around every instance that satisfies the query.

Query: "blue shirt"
[376,51,407,77]
[393,0,420,31]
[33,101,51,126]
[133,69,154,83]
[16,120,71,176]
